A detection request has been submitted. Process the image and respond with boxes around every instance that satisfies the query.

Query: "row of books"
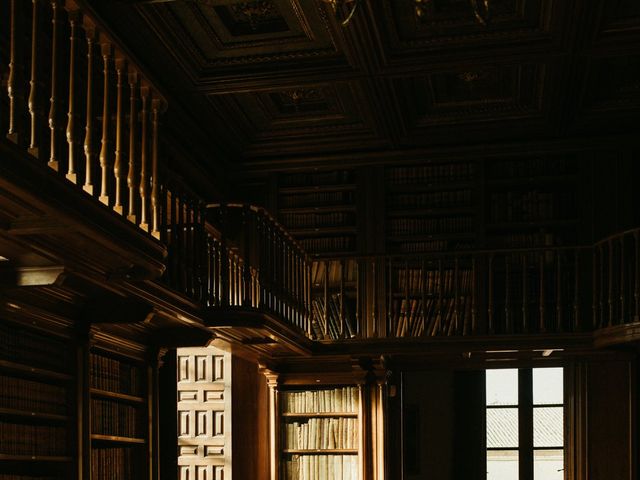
[91,447,142,480]
[0,374,68,415]
[489,191,575,223]
[390,293,473,337]
[90,353,144,396]
[488,158,575,178]
[0,323,70,372]
[283,454,358,480]
[394,240,448,253]
[299,236,355,253]
[0,476,59,480]
[392,267,470,294]
[388,216,474,236]
[0,422,67,456]
[282,387,359,414]
[310,296,357,340]
[280,212,355,229]
[90,399,143,438]
[388,189,473,209]
[283,417,358,450]
[310,260,357,288]
[280,171,354,187]
[387,163,474,185]
[279,191,355,209]
[488,232,557,248]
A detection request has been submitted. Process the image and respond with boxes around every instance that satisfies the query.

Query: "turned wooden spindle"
[113,57,126,214]
[83,24,96,195]
[504,256,511,334]
[65,10,80,183]
[48,0,60,170]
[608,239,614,326]
[574,250,580,332]
[139,85,150,231]
[98,41,112,205]
[539,252,545,333]
[635,232,640,322]
[620,237,625,325]
[127,70,138,222]
[150,97,161,238]
[7,0,25,145]
[487,255,494,334]
[556,252,563,332]
[28,0,40,157]
[522,255,528,333]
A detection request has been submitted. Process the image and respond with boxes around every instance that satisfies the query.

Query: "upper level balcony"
[1,0,639,363]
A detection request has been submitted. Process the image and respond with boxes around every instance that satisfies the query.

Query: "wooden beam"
[8,215,72,235]
[0,265,67,287]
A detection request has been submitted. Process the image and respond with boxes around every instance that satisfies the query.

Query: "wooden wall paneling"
[586,357,636,480]
[177,347,231,480]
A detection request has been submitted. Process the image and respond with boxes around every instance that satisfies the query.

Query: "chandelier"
[322,0,491,27]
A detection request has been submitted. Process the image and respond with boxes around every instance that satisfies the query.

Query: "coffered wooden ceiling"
[95,0,640,171]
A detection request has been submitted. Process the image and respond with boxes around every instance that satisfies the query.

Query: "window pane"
[486,369,518,406]
[533,367,563,405]
[534,407,563,447]
[487,408,518,448]
[534,449,564,480]
[487,450,518,480]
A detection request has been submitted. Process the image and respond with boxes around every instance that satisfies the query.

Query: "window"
[486,368,564,480]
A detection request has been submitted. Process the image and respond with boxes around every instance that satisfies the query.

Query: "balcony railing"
[2,0,165,238]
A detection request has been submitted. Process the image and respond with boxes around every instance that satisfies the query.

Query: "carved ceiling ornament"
[414,0,492,25]
[229,1,281,31]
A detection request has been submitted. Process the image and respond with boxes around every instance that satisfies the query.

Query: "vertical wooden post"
[7,0,25,145]
[65,10,80,183]
[113,57,126,214]
[27,0,40,158]
[83,23,96,195]
[98,41,112,205]
[139,85,150,231]
[151,96,161,238]
[127,70,138,222]
[539,252,546,333]
[48,0,60,170]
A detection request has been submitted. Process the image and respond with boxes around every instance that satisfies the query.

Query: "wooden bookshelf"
[279,386,362,480]
[89,350,149,480]
[0,320,75,480]
[385,161,479,254]
[484,157,583,249]
[277,170,358,257]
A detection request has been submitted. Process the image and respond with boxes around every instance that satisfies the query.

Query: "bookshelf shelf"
[0,360,73,382]
[278,205,357,214]
[282,449,359,455]
[281,412,359,418]
[387,180,474,193]
[486,219,580,230]
[0,407,70,423]
[387,233,475,242]
[90,388,146,405]
[387,207,475,217]
[279,185,356,194]
[0,454,73,463]
[90,434,146,445]
[487,174,578,187]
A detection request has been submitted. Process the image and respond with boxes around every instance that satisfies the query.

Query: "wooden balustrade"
[1,0,166,239]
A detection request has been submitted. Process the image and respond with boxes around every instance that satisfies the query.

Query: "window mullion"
[519,368,533,480]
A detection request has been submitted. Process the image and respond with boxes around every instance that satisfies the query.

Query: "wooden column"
[151,96,161,238]
[261,369,280,480]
